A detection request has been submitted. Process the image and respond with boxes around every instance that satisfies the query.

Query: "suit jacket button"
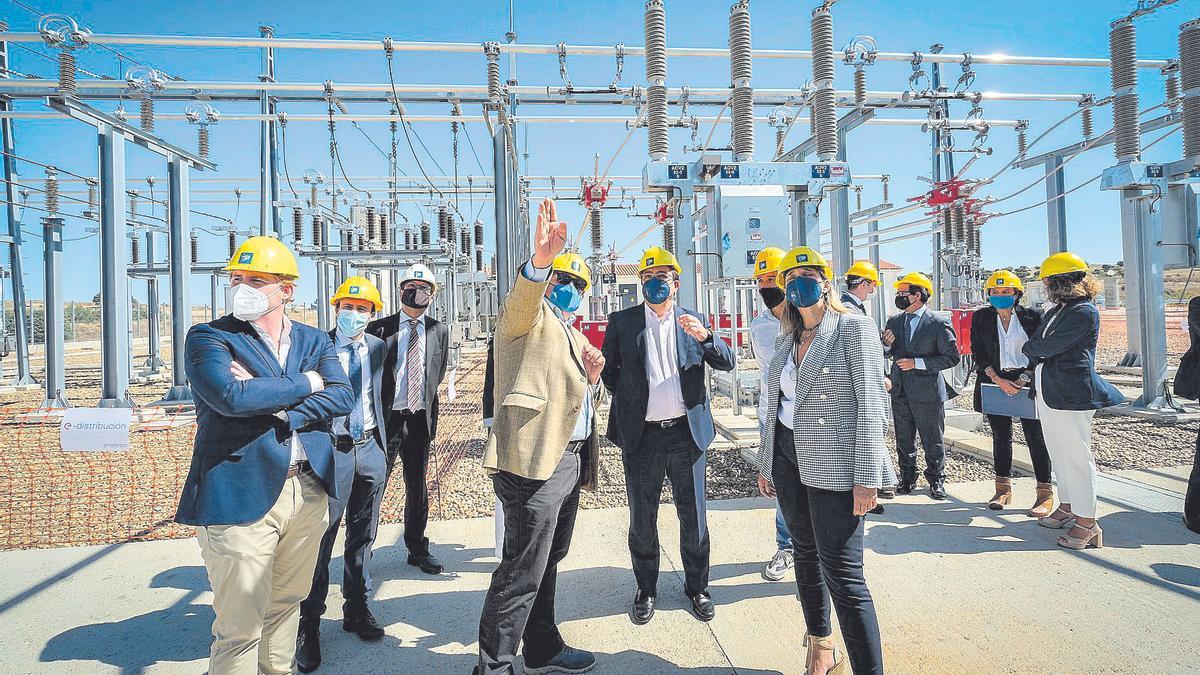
[817,418,826,425]
[572,405,580,412]
[819,394,828,400]
[579,377,586,383]
[822,367,830,374]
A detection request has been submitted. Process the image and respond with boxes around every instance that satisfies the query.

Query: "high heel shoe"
[1038,509,1075,529]
[1057,523,1103,550]
[803,633,846,675]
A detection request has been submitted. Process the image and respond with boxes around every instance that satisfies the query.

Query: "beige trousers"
[197,472,330,675]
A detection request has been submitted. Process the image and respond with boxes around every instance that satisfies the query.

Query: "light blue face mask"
[337,309,371,336]
[548,282,583,314]
[988,295,1017,310]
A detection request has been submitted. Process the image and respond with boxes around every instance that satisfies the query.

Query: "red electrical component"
[654,199,674,224]
[908,178,972,208]
[582,180,610,209]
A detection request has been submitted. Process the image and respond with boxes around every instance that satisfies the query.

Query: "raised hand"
[532,198,568,269]
[678,314,711,342]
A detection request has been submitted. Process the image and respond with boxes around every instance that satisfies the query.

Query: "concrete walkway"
[1,477,1197,674]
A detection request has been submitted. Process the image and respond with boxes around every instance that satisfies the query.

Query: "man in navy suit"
[601,246,735,626]
[177,236,353,675]
[296,277,391,672]
[882,272,960,500]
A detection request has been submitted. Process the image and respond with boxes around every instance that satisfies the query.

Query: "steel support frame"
[260,25,279,236]
[1118,188,1171,410]
[1044,155,1069,252]
[493,119,516,299]
[142,229,165,373]
[156,157,194,406]
[40,217,68,408]
[0,40,33,385]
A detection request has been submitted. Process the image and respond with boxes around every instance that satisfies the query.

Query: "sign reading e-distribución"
[60,408,134,452]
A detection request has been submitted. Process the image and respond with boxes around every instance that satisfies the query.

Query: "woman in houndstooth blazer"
[756,246,894,675]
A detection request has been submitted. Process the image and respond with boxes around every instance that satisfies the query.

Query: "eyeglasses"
[554,272,587,292]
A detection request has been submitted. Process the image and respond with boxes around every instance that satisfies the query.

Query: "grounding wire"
[277,119,299,199]
[570,106,649,248]
[384,49,445,201]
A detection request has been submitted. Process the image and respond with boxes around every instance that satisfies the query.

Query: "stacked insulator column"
[44,169,59,214]
[57,49,77,96]
[198,125,210,160]
[379,213,390,248]
[475,220,485,270]
[420,221,431,247]
[190,232,199,265]
[140,97,155,132]
[728,0,755,161]
[309,183,319,208]
[853,67,867,108]
[1109,18,1140,161]
[484,42,502,110]
[644,0,669,161]
[311,215,323,247]
[1180,19,1200,160]
[437,207,449,243]
[227,230,236,257]
[86,181,97,214]
[810,5,838,161]
[952,205,966,246]
[590,206,604,253]
[131,236,141,264]
[366,207,378,244]
[663,219,676,254]
[292,208,303,243]
[1081,105,1095,140]
[941,209,953,244]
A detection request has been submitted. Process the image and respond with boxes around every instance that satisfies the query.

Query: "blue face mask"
[988,295,1017,310]
[548,283,583,314]
[642,277,673,305]
[786,276,824,308]
[336,309,371,336]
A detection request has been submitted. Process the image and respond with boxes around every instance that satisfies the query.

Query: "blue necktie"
[347,343,364,440]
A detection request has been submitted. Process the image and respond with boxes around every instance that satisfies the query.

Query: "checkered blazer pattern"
[756,309,896,492]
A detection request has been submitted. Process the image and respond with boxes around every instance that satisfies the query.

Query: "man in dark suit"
[297,277,391,672]
[366,263,450,574]
[1177,295,1200,534]
[601,246,735,625]
[177,236,353,675]
[882,272,960,500]
[841,260,893,513]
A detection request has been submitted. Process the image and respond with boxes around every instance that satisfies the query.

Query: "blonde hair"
[778,266,847,336]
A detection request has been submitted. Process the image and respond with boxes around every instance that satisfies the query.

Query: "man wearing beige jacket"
[475,198,605,675]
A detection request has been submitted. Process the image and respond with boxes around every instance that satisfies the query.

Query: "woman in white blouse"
[756,246,892,675]
[969,270,1052,515]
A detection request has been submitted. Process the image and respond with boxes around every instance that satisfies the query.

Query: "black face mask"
[894,294,913,311]
[758,287,786,309]
[401,286,432,309]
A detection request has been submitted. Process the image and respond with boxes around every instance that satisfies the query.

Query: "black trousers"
[987,414,1053,483]
[476,448,582,675]
[1187,430,1200,531]
[300,433,388,624]
[385,410,433,554]
[772,423,884,675]
[891,395,946,484]
[622,422,710,597]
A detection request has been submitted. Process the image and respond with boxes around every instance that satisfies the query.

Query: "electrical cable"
[384,50,444,200]
[699,95,733,155]
[277,119,299,199]
[327,101,368,196]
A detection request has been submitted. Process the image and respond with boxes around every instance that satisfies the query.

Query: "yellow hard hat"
[893,271,934,295]
[638,246,682,276]
[753,247,787,279]
[1038,251,1088,279]
[844,260,881,284]
[984,269,1025,293]
[552,252,592,290]
[224,235,300,280]
[776,246,833,287]
[331,275,384,312]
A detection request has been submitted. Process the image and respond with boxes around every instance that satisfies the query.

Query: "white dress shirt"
[900,305,929,371]
[750,308,782,433]
[391,313,427,411]
[522,260,594,441]
[777,347,809,429]
[644,303,688,422]
[334,329,376,437]
[996,312,1031,370]
[250,315,321,464]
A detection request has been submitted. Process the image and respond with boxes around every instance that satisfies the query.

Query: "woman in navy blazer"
[1022,252,1124,551]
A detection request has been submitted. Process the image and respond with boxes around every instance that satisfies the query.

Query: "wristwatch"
[1017,372,1032,384]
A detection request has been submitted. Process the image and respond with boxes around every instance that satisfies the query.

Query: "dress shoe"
[690,591,716,622]
[868,503,885,514]
[878,487,896,500]
[407,550,444,575]
[929,482,947,500]
[296,623,321,673]
[630,590,655,625]
[342,604,385,642]
[895,478,917,495]
[1184,514,1200,536]
[523,645,596,674]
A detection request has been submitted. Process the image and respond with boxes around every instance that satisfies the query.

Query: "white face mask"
[229,283,278,322]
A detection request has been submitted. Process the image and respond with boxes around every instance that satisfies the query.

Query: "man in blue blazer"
[601,246,735,626]
[297,277,391,672]
[176,236,353,675]
[882,272,960,500]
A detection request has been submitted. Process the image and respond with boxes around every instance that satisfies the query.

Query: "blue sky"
[1,0,1190,304]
